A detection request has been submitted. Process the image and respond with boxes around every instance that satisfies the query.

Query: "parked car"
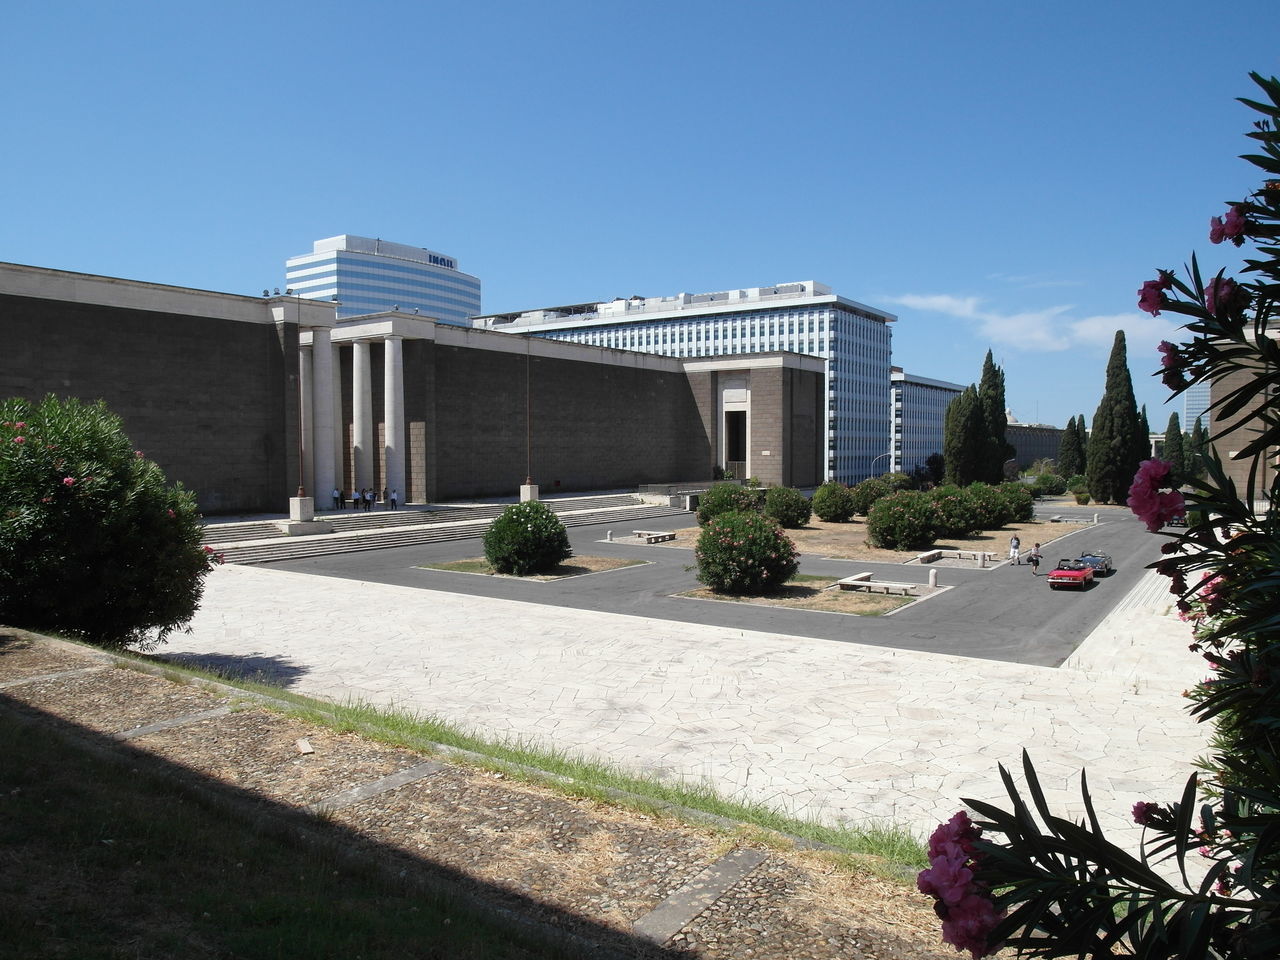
[1077,550,1113,576]
[1047,559,1095,590]
[1166,513,1188,527]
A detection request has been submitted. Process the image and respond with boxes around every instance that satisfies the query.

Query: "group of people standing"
[1008,535,1043,574]
[331,487,398,511]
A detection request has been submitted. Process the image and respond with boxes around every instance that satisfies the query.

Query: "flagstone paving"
[163,563,1210,850]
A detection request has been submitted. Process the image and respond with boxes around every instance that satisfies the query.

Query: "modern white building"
[285,235,482,324]
[889,367,964,476]
[1184,380,1211,431]
[473,282,895,483]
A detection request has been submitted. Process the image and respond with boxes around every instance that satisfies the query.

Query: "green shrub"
[695,510,799,595]
[811,481,856,522]
[763,486,811,529]
[1066,474,1087,493]
[881,472,916,492]
[1073,492,1091,505]
[997,482,1035,523]
[850,476,892,516]
[482,500,572,575]
[0,395,220,649]
[964,482,1012,529]
[866,490,942,550]
[1031,473,1068,496]
[929,485,980,538]
[696,482,760,525]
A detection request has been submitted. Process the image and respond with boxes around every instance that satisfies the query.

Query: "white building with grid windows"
[889,367,964,476]
[472,282,895,483]
[285,235,481,324]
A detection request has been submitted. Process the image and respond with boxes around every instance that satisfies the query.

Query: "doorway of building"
[725,410,746,479]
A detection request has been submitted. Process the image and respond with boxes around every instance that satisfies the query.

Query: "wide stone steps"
[202,494,654,545]
[213,504,689,565]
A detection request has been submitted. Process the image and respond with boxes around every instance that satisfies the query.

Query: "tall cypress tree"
[1189,416,1208,480]
[1057,415,1084,478]
[1164,412,1186,484]
[944,385,984,486]
[977,350,1012,482]
[1086,331,1143,503]
[1074,415,1090,476]
[1137,404,1152,462]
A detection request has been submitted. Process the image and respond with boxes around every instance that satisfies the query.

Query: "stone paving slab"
[165,565,1211,850]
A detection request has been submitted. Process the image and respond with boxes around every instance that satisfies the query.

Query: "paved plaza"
[164,544,1210,850]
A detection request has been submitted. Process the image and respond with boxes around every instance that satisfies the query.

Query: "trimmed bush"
[482,500,572,575]
[881,472,917,492]
[696,482,760,525]
[866,490,942,550]
[811,481,856,522]
[0,395,220,649]
[1031,473,1068,497]
[964,482,1012,529]
[1066,474,1087,493]
[695,510,799,595]
[1073,492,1091,505]
[850,476,892,516]
[997,482,1035,523]
[763,486,811,529]
[930,484,981,538]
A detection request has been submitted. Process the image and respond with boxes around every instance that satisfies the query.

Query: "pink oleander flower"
[202,545,214,554]
[1210,205,1248,244]
[62,477,75,487]
[1127,459,1187,532]
[14,421,26,429]
[942,893,1003,960]
[1205,277,1238,315]
[1138,272,1173,316]
[1133,801,1160,825]
[1156,340,1191,390]
[167,509,175,518]
[919,812,1004,958]
[12,436,24,444]
[134,450,144,458]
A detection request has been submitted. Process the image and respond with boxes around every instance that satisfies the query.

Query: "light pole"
[870,452,892,476]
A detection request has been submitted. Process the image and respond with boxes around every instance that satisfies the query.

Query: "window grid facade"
[889,369,964,476]
[473,284,894,484]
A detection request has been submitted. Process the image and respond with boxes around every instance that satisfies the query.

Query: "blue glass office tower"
[473,282,895,483]
[286,235,481,323]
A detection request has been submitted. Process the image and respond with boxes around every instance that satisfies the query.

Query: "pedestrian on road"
[1028,543,1042,575]
[1009,534,1021,565]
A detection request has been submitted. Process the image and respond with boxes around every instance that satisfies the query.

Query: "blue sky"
[3,1,1275,430]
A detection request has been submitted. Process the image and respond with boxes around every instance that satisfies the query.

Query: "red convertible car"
[1047,559,1095,590]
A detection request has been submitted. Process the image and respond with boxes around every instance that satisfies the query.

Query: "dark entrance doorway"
[725,410,746,479]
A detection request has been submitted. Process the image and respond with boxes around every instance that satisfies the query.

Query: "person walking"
[1028,543,1042,575]
[364,488,374,512]
[389,488,398,510]
[333,487,343,510]
[1009,534,1021,565]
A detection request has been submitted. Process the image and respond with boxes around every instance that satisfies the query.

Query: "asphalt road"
[265,506,1166,668]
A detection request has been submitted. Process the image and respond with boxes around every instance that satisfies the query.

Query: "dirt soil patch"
[0,630,973,959]
[421,556,646,580]
[681,579,915,616]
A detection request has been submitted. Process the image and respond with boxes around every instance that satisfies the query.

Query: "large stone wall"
[0,290,296,514]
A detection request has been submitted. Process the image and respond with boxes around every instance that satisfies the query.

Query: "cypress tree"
[1086,331,1144,503]
[944,385,984,486]
[1137,404,1152,463]
[1189,416,1208,480]
[1057,415,1084,478]
[1074,415,1090,476]
[977,350,1012,482]
[1163,412,1186,484]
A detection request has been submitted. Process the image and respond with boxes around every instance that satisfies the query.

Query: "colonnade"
[298,329,406,507]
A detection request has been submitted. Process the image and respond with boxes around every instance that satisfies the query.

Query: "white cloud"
[885,293,1184,355]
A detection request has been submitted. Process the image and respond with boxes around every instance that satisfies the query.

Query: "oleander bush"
[964,482,1012,529]
[880,472,917,492]
[0,395,220,649]
[482,500,572,575]
[1031,473,1068,496]
[866,490,942,550]
[850,476,892,516]
[997,481,1035,522]
[929,484,981,538]
[695,482,761,525]
[811,481,856,522]
[763,486,811,529]
[694,510,798,595]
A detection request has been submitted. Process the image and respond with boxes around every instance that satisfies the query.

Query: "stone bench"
[835,572,918,596]
[633,530,676,544]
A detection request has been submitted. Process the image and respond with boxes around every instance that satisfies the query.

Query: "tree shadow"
[155,651,309,688]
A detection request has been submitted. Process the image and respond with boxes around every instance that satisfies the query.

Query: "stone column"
[299,344,314,497]
[352,340,373,491]
[311,328,336,506]
[331,341,344,490]
[383,335,406,503]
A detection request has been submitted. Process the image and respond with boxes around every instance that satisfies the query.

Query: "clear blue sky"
[3,1,1275,431]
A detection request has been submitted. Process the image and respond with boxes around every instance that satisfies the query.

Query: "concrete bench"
[915,549,943,564]
[633,530,676,544]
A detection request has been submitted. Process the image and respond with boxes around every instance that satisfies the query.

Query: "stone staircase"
[202,495,689,565]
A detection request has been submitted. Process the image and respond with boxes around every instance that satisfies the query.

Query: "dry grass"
[420,556,646,580]
[682,576,914,616]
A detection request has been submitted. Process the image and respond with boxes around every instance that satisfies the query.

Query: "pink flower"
[1156,341,1191,390]
[11,436,23,444]
[1209,216,1226,244]
[1132,801,1160,825]
[1138,272,1173,316]
[167,509,175,518]
[1210,205,1248,244]
[941,893,1003,959]
[1205,277,1237,315]
[919,812,1004,958]
[14,421,26,429]
[202,545,214,554]
[1127,459,1186,532]
[62,477,75,487]
[135,450,144,458]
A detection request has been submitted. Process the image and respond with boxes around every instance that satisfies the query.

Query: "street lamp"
[870,452,892,476]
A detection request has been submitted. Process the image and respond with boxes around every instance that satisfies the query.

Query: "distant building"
[1184,380,1211,431]
[889,368,963,476]
[473,281,895,483]
[285,235,482,324]
[1005,413,1064,470]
